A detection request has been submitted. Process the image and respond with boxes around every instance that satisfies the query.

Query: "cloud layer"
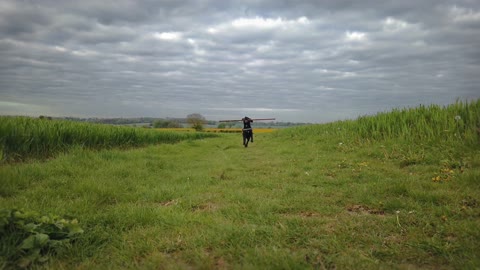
[1,0,479,122]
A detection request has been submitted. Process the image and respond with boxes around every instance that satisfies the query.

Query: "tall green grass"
[281,99,480,145]
[0,117,217,162]
[1,102,479,268]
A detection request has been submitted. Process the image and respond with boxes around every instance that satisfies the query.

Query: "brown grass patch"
[159,200,178,206]
[346,204,385,215]
[192,202,218,212]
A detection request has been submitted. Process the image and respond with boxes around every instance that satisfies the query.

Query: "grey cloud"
[0,0,479,122]
[0,2,51,38]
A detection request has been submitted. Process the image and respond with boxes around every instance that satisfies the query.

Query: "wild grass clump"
[280,99,480,146]
[353,99,480,143]
[0,116,217,162]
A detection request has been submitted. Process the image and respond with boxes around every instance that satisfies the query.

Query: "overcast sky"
[0,0,479,122]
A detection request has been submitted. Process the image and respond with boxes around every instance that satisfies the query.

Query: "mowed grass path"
[1,131,479,269]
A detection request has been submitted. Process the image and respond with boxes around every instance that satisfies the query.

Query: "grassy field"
[1,100,479,269]
[0,117,216,162]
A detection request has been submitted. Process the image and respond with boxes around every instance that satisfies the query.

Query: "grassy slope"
[1,130,479,269]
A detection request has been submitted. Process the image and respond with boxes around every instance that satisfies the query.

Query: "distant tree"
[187,113,206,131]
[39,115,52,120]
[153,119,182,128]
[166,120,182,128]
[153,120,166,128]
[217,123,226,129]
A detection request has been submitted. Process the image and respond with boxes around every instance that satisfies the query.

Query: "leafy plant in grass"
[0,209,83,268]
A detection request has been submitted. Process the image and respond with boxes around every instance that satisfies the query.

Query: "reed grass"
[280,99,480,146]
[0,117,217,162]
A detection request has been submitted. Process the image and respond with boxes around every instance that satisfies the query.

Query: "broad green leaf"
[3,207,83,268]
[34,233,50,247]
[23,223,38,233]
[19,233,50,249]
[40,216,50,223]
[54,221,65,230]
[13,211,25,219]
[67,224,84,236]
[19,235,35,250]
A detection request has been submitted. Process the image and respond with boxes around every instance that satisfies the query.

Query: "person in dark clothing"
[242,116,253,147]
